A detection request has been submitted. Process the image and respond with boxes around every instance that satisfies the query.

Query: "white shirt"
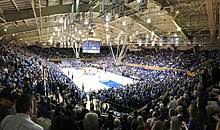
[0,113,44,130]
[36,117,51,130]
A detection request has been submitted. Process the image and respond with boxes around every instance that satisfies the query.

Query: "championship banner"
[145,34,149,46]
[159,35,163,46]
[119,0,125,17]
[100,0,104,15]
[88,11,93,21]
[175,37,179,46]
[100,0,110,16]
[111,0,117,19]
[139,0,147,11]
[65,42,68,48]
[203,37,207,45]
[111,7,116,19]
[75,0,80,13]
[169,36,174,45]
[192,37,196,45]
[183,38,188,45]
[74,41,78,48]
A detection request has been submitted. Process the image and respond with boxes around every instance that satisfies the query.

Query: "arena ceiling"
[0,0,219,46]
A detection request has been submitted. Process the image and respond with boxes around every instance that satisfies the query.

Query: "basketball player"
[84,68,86,75]
[82,83,84,91]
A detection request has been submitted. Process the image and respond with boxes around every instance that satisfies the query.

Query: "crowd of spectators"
[126,49,220,71]
[0,42,219,130]
[0,41,84,130]
[81,48,220,130]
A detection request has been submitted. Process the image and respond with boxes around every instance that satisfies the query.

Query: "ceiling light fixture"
[106,27,109,32]
[84,19,89,25]
[177,27,181,31]
[74,27,78,32]
[55,27,58,31]
[151,31,155,36]
[106,34,110,39]
[146,34,149,38]
[105,23,109,27]
[59,18,64,23]
[91,28,94,33]
[138,39,142,46]
[105,15,110,22]
[137,0,141,4]
[174,33,178,37]
[88,25,92,30]
[4,28,7,32]
[146,18,151,24]
[122,21,126,26]
[78,30,82,34]
[176,10,179,14]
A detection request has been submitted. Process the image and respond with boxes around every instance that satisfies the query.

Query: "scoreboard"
[82,38,101,53]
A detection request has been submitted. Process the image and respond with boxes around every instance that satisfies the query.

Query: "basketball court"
[60,67,134,92]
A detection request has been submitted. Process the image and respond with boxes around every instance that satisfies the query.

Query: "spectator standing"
[36,110,51,130]
[0,94,44,130]
[0,87,16,122]
[83,112,99,130]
